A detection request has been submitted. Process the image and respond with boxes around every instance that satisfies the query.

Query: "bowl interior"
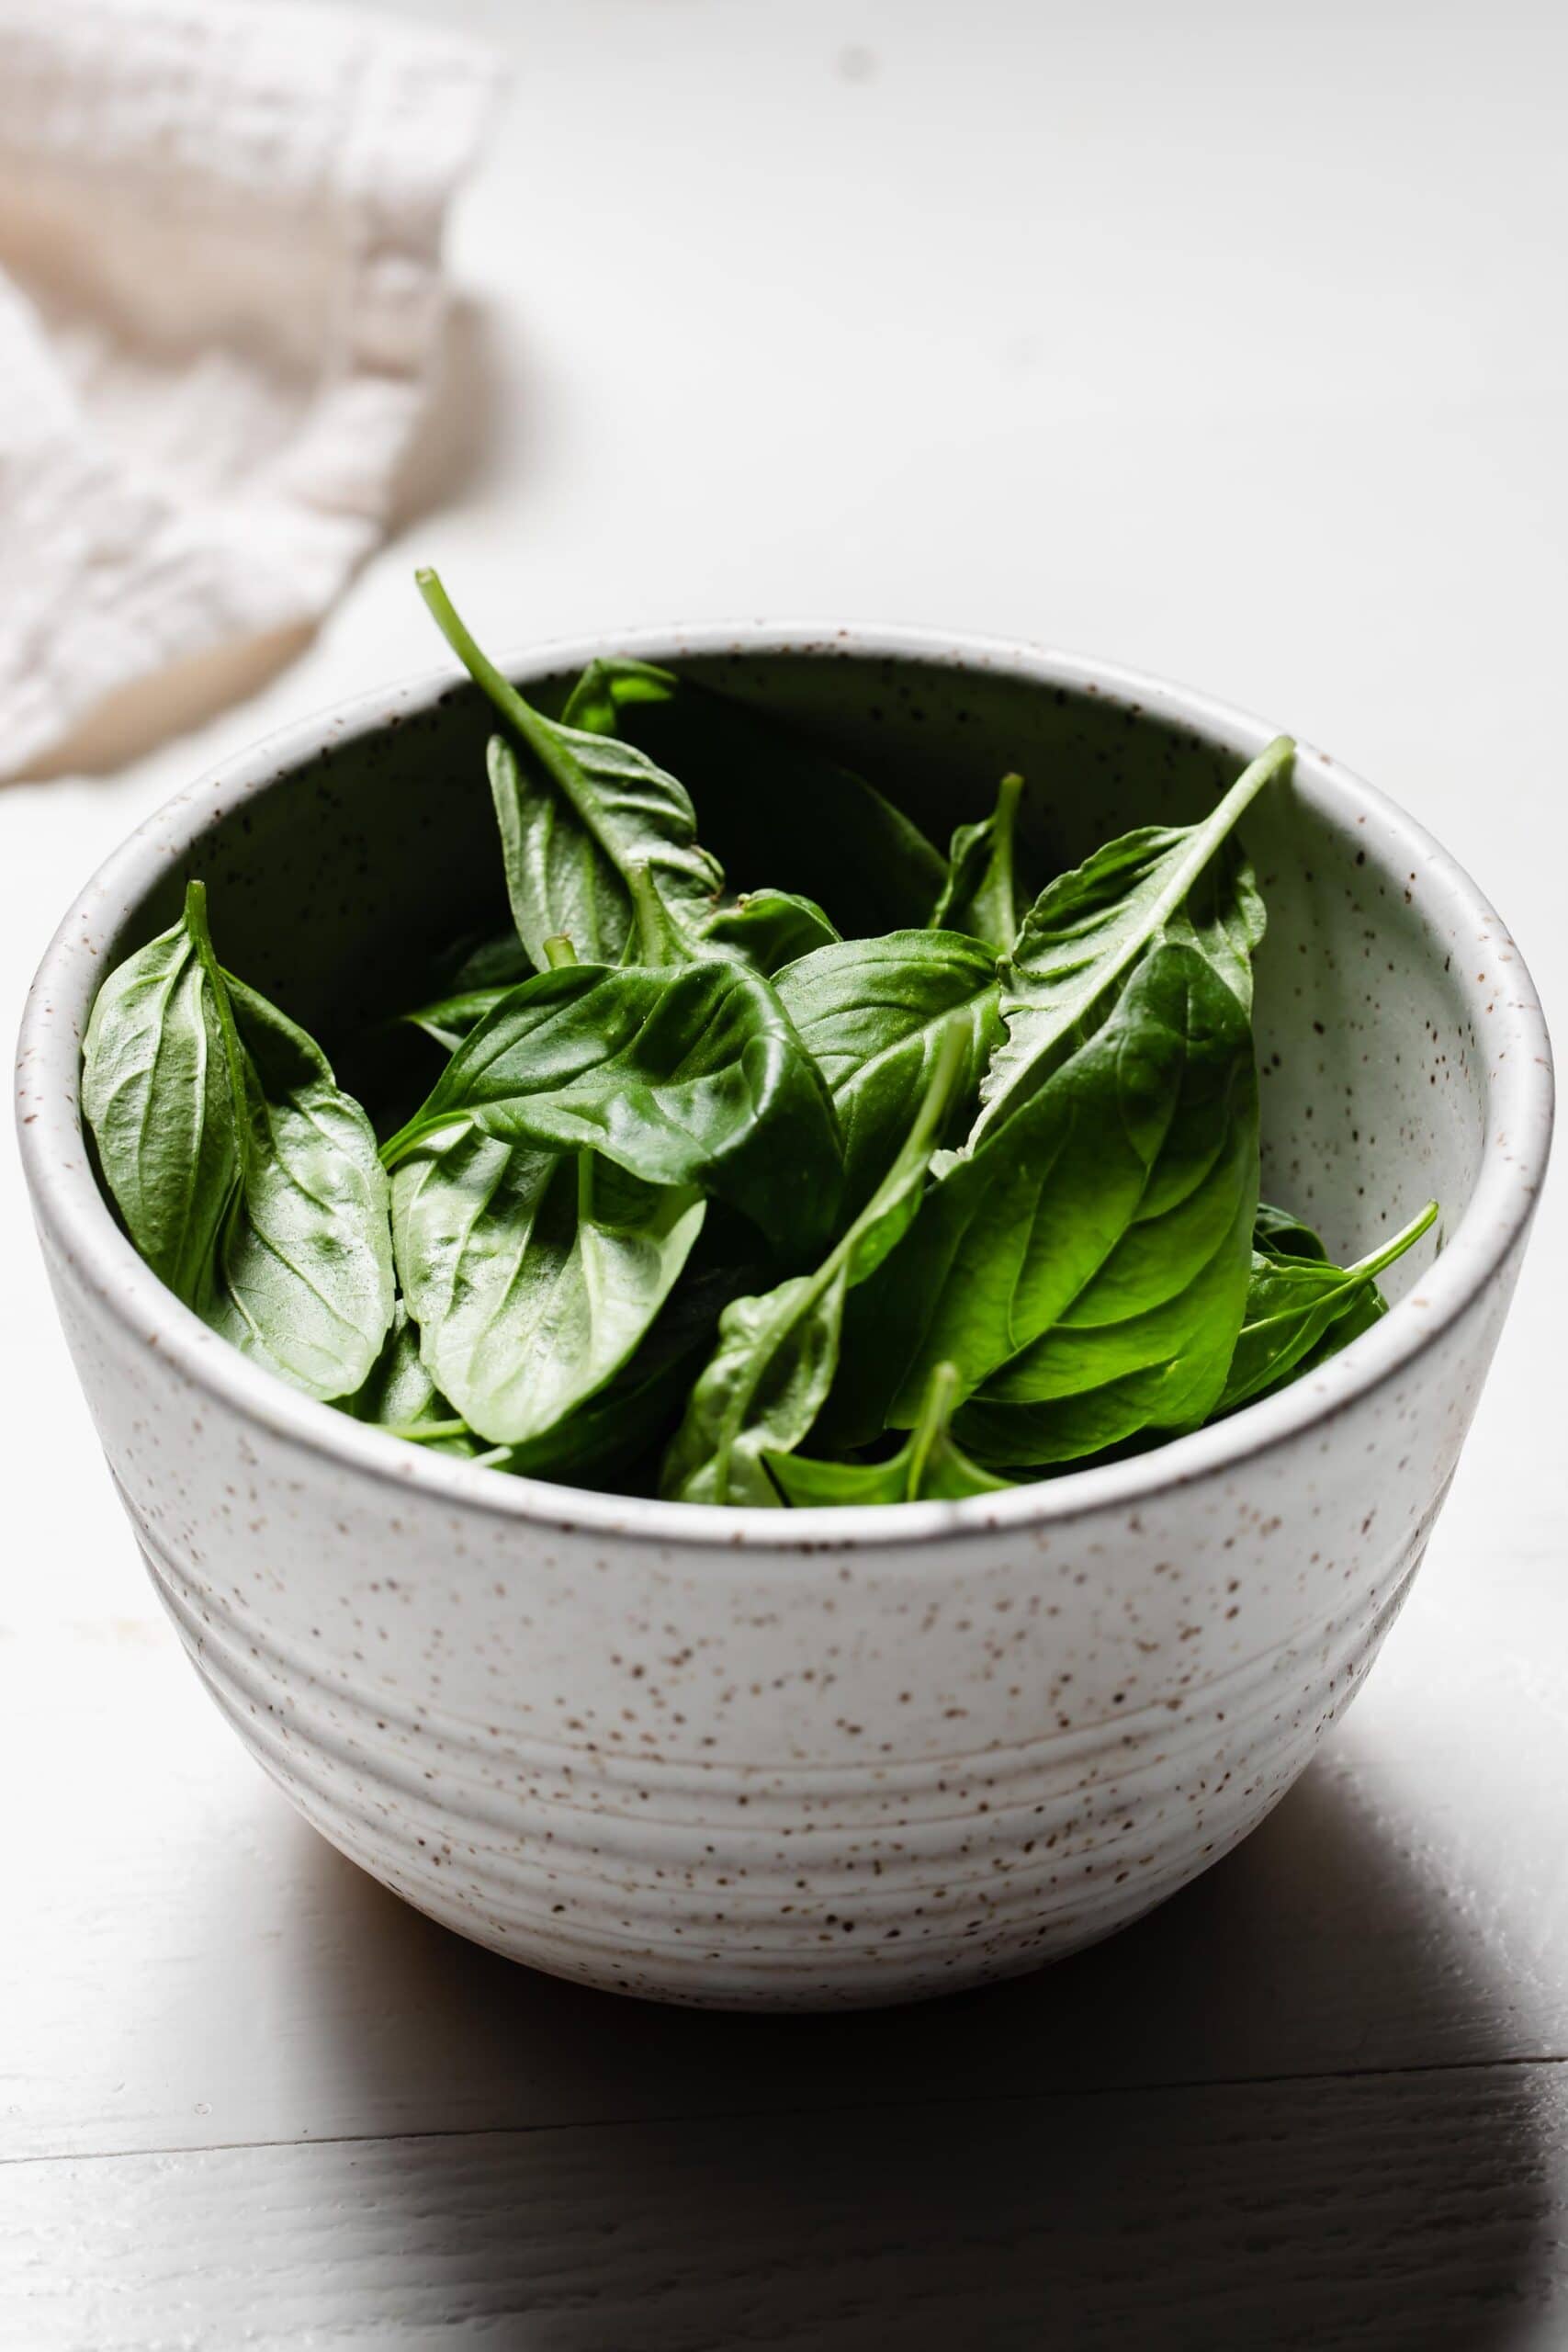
[88,638,1484,1298]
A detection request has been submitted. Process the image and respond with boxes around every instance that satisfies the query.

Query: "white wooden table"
[6,4,1565,2342]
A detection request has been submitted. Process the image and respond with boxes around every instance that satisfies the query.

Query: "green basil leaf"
[399,987,510,1052]
[661,1020,968,1507]
[483,715,721,967]
[393,1134,706,1446]
[971,736,1292,1145]
[382,959,843,1258]
[196,960,395,1403]
[488,1360,680,1486]
[1215,1200,1438,1414]
[409,898,832,1052]
[418,573,724,967]
[85,886,395,1400]
[486,1250,761,1486]
[558,655,672,735]
[1298,1281,1383,1365]
[559,654,948,934]
[931,774,1025,953]
[1177,844,1269,1012]
[766,1363,1011,1506]
[698,890,840,975]
[344,1250,767,1484]
[826,926,1259,1458]
[445,932,536,993]
[765,1449,911,1505]
[338,1303,478,1453]
[775,929,1000,1214]
[82,913,237,1303]
[1253,1200,1330,1261]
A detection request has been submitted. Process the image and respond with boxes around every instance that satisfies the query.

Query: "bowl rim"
[17,620,1555,1553]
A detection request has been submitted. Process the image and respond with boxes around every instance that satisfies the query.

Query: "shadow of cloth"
[386,295,507,532]
[21,295,501,785]
[288,1754,1560,2349]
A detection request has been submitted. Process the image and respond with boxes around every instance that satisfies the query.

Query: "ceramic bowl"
[17,628,1553,2009]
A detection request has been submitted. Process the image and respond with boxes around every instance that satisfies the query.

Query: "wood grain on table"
[4,1,1565,2344]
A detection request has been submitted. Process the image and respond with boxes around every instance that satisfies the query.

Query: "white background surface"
[5,1,1566,2342]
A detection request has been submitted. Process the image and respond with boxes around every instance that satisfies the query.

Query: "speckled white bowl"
[17,628,1553,2008]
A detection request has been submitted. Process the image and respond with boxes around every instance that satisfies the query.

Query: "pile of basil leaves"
[82,572,1436,1509]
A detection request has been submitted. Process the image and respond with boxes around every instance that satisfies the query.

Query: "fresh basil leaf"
[558,654,947,934]
[344,1250,767,1484]
[661,1020,968,1507]
[559,655,673,735]
[338,1303,478,1453]
[1297,1279,1383,1366]
[766,1362,1011,1506]
[487,1364,676,1487]
[85,886,395,1400]
[82,911,237,1303]
[826,925,1259,1459]
[486,1250,761,1486]
[931,774,1025,953]
[399,986,510,1052]
[444,931,536,994]
[1177,844,1269,1012]
[970,736,1292,1145]
[393,1131,706,1447]
[189,937,395,1402]
[418,573,724,967]
[698,890,840,975]
[1215,1200,1438,1415]
[774,929,1000,1214]
[382,959,843,1258]
[483,715,721,967]
[953,953,1260,1466]
[1253,1200,1330,1261]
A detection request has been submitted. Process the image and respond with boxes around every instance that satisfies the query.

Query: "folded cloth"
[0,0,502,778]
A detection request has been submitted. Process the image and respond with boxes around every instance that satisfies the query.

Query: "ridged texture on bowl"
[43,1226,1518,2007]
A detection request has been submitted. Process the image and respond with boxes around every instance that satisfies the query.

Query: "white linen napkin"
[0,0,502,778]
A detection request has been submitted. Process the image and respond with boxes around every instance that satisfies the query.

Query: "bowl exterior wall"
[21,626,1549,2009]
[37,1216,1523,2008]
